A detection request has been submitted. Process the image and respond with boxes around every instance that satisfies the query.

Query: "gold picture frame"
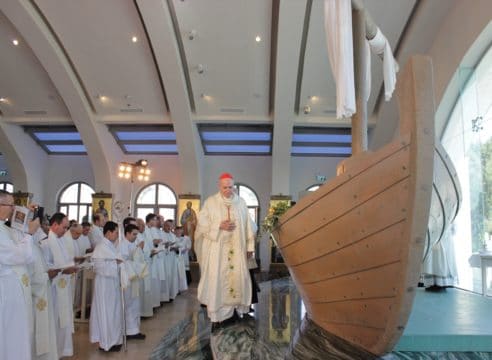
[92,192,112,221]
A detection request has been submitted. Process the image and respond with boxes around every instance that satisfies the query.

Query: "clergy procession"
[0,189,194,359]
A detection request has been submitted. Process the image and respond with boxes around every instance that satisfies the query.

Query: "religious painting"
[13,191,33,207]
[92,192,112,221]
[178,194,200,261]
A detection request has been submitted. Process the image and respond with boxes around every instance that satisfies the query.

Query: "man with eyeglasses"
[0,190,40,360]
[45,212,78,358]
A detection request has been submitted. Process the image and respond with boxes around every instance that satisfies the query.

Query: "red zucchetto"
[219,172,234,180]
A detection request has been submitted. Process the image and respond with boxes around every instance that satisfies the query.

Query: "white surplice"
[175,234,190,291]
[89,226,105,247]
[46,230,74,357]
[0,220,34,360]
[144,226,163,307]
[119,238,147,335]
[162,230,179,299]
[30,228,58,360]
[78,234,92,254]
[196,192,256,322]
[138,231,153,317]
[89,237,124,350]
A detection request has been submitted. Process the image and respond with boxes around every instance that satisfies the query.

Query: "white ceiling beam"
[271,0,308,196]
[0,0,119,192]
[136,0,203,195]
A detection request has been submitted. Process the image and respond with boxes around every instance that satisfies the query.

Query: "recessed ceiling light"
[0,98,6,102]
[255,35,261,42]
[12,39,19,46]
[132,36,138,43]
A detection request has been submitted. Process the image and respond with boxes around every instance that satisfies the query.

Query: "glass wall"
[442,45,492,294]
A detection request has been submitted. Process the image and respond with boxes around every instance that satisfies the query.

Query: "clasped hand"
[219,220,236,232]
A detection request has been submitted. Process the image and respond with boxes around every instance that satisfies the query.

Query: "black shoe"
[200,303,207,308]
[99,344,122,352]
[127,333,146,340]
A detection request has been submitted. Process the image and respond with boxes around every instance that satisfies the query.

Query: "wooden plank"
[281,181,408,269]
[279,134,410,224]
[288,223,405,286]
[302,261,402,303]
[310,297,395,331]
[277,145,410,248]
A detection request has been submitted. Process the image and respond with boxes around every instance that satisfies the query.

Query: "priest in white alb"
[30,225,60,360]
[119,223,147,340]
[90,221,125,352]
[195,172,257,330]
[45,212,78,358]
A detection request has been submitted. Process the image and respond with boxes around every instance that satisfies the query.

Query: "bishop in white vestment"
[196,173,257,324]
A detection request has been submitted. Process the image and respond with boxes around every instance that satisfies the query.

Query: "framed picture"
[11,206,29,232]
[13,192,33,207]
[92,192,112,221]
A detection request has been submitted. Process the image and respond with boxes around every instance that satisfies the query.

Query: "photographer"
[0,190,40,360]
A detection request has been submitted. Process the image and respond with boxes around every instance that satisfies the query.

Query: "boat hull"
[274,56,435,355]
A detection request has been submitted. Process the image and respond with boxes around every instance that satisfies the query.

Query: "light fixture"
[131,36,138,43]
[188,29,197,40]
[255,35,261,42]
[303,105,311,114]
[0,98,6,103]
[12,39,19,46]
[197,64,204,74]
[117,159,151,216]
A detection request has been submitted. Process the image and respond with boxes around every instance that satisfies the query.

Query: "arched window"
[0,182,13,193]
[57,182,95,223]
[306,184,321,192]
[135,183,177,221]
[234,183,260,224]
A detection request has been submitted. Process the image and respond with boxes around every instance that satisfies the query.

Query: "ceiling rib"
[164,0,196,113]
[29,0,95,114]
[133,0,170,113]
[268,0,280,116]
[294,0,313,115]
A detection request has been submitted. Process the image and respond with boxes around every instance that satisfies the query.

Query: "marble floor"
[70,278,492,359]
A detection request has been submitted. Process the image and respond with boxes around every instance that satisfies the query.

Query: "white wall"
[372,0,492,149]
[43,155,94,213]
[290,157,342,201]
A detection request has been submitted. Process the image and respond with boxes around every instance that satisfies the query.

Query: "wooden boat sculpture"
[273,55,435,356]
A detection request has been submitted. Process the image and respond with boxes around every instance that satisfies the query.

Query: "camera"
[32,206,44,221]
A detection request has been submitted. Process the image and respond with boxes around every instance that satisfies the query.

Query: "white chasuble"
[196,192,256,322]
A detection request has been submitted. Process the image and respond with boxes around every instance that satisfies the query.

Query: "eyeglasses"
[0,203,14,207]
